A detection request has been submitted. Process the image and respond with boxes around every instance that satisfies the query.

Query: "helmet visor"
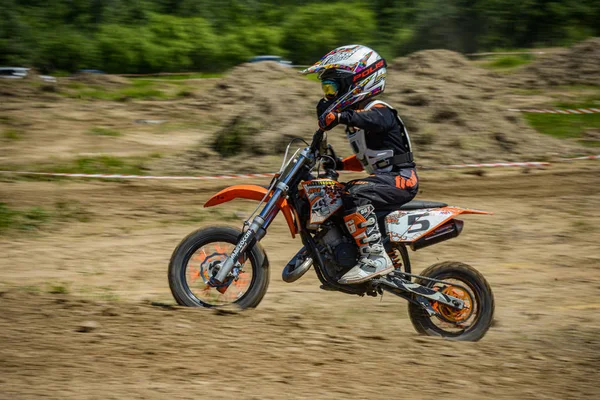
[321,80,339,100]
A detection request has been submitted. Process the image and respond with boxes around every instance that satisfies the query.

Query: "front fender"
[204,185,298,238]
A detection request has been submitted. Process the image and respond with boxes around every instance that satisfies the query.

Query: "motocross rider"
[300,45,418,285]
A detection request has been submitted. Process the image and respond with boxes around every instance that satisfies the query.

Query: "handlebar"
[309,129,324,153]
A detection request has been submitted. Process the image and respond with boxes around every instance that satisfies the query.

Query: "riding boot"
[338,204,394,284]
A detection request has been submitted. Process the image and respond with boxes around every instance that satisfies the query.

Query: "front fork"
[210,202,275,285]
[211,155,308,284]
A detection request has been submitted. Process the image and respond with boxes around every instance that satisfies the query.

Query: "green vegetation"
[1,155,160,182]
[525,111,600,146]
[48,283,70,295]
[65,81,167,101]
[44,155,147,175]
[523,88,600,146]
[0,155,149,179]
[553,91,600,110]
[482,54,534,70]
[2,129,24,140]
[62,79,194,101]
[118,84,166,100]
[303,73,321,83]
[88,127,121,137]
[0,200,93,234]
[525,113,600,138]
[1,1,598,74]
[0,203,51,233]
[19,285,42,294]
[129,73,223,80]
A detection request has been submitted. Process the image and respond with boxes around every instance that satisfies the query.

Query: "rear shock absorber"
[387,248,403,270]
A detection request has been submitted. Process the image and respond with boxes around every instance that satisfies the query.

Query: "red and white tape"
[420,161,550,170]
[1,156,597,181]
[560,154,600,161]
[508,107,600,114]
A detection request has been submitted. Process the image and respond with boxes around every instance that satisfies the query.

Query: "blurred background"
[2,0,600,73]
[1,1,599,399]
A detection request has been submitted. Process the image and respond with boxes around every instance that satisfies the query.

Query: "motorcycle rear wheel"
[408,261,494,341]
[168,226,270,308]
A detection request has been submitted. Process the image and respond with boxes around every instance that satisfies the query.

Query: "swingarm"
[373,272,466,316]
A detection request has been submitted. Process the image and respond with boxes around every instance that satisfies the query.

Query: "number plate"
[385,208,457,242]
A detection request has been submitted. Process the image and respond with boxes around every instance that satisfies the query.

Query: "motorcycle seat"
[378,200,448,211]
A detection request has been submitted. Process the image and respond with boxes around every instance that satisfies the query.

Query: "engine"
[316,223,358,277]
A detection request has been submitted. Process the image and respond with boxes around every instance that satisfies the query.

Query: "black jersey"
[339,103,415,170]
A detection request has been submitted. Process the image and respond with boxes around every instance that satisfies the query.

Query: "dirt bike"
[168,130,495,341]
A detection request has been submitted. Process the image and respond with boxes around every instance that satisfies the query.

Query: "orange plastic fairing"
[341,155,364,172]
[408,206,492,242]
[386,206,492,243]
[204,185,298,238]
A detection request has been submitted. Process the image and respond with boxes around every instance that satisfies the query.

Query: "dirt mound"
[194,52,584,170]
[389,49,489,83]
[516,37,600,87]
[382,49,579,165]
[208,62,319,157]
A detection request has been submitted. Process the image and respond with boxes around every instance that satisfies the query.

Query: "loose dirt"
[515,37,600,87]
[1,163,599,399]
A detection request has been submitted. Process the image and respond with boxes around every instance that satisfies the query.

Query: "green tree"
[281,2,376,64]
[0,1,35,65]
[35,27,99,72]
[3,0,600,73]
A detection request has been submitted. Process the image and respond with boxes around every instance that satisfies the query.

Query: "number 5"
[407,214,430,233]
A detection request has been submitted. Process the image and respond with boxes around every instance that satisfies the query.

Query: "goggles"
[321,79,339,99]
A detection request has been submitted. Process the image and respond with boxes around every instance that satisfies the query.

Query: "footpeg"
[319,284,337,291]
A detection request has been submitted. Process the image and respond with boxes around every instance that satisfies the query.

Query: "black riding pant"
[341,168,418,211]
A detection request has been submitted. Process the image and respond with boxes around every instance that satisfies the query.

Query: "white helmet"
[300,45,387,115]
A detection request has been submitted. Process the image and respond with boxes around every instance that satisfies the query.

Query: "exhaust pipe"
[411,219,464,251]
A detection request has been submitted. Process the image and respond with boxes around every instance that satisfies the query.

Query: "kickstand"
[380,290,384,303]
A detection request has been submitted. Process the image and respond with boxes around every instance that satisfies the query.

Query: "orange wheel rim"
[437,286,474,323]
[185,242,253,306]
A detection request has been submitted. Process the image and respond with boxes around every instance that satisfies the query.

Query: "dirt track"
[1,164,599,399]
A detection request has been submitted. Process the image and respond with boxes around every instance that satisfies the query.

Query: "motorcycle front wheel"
[408,261,494,341]
[168,226,270,308]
